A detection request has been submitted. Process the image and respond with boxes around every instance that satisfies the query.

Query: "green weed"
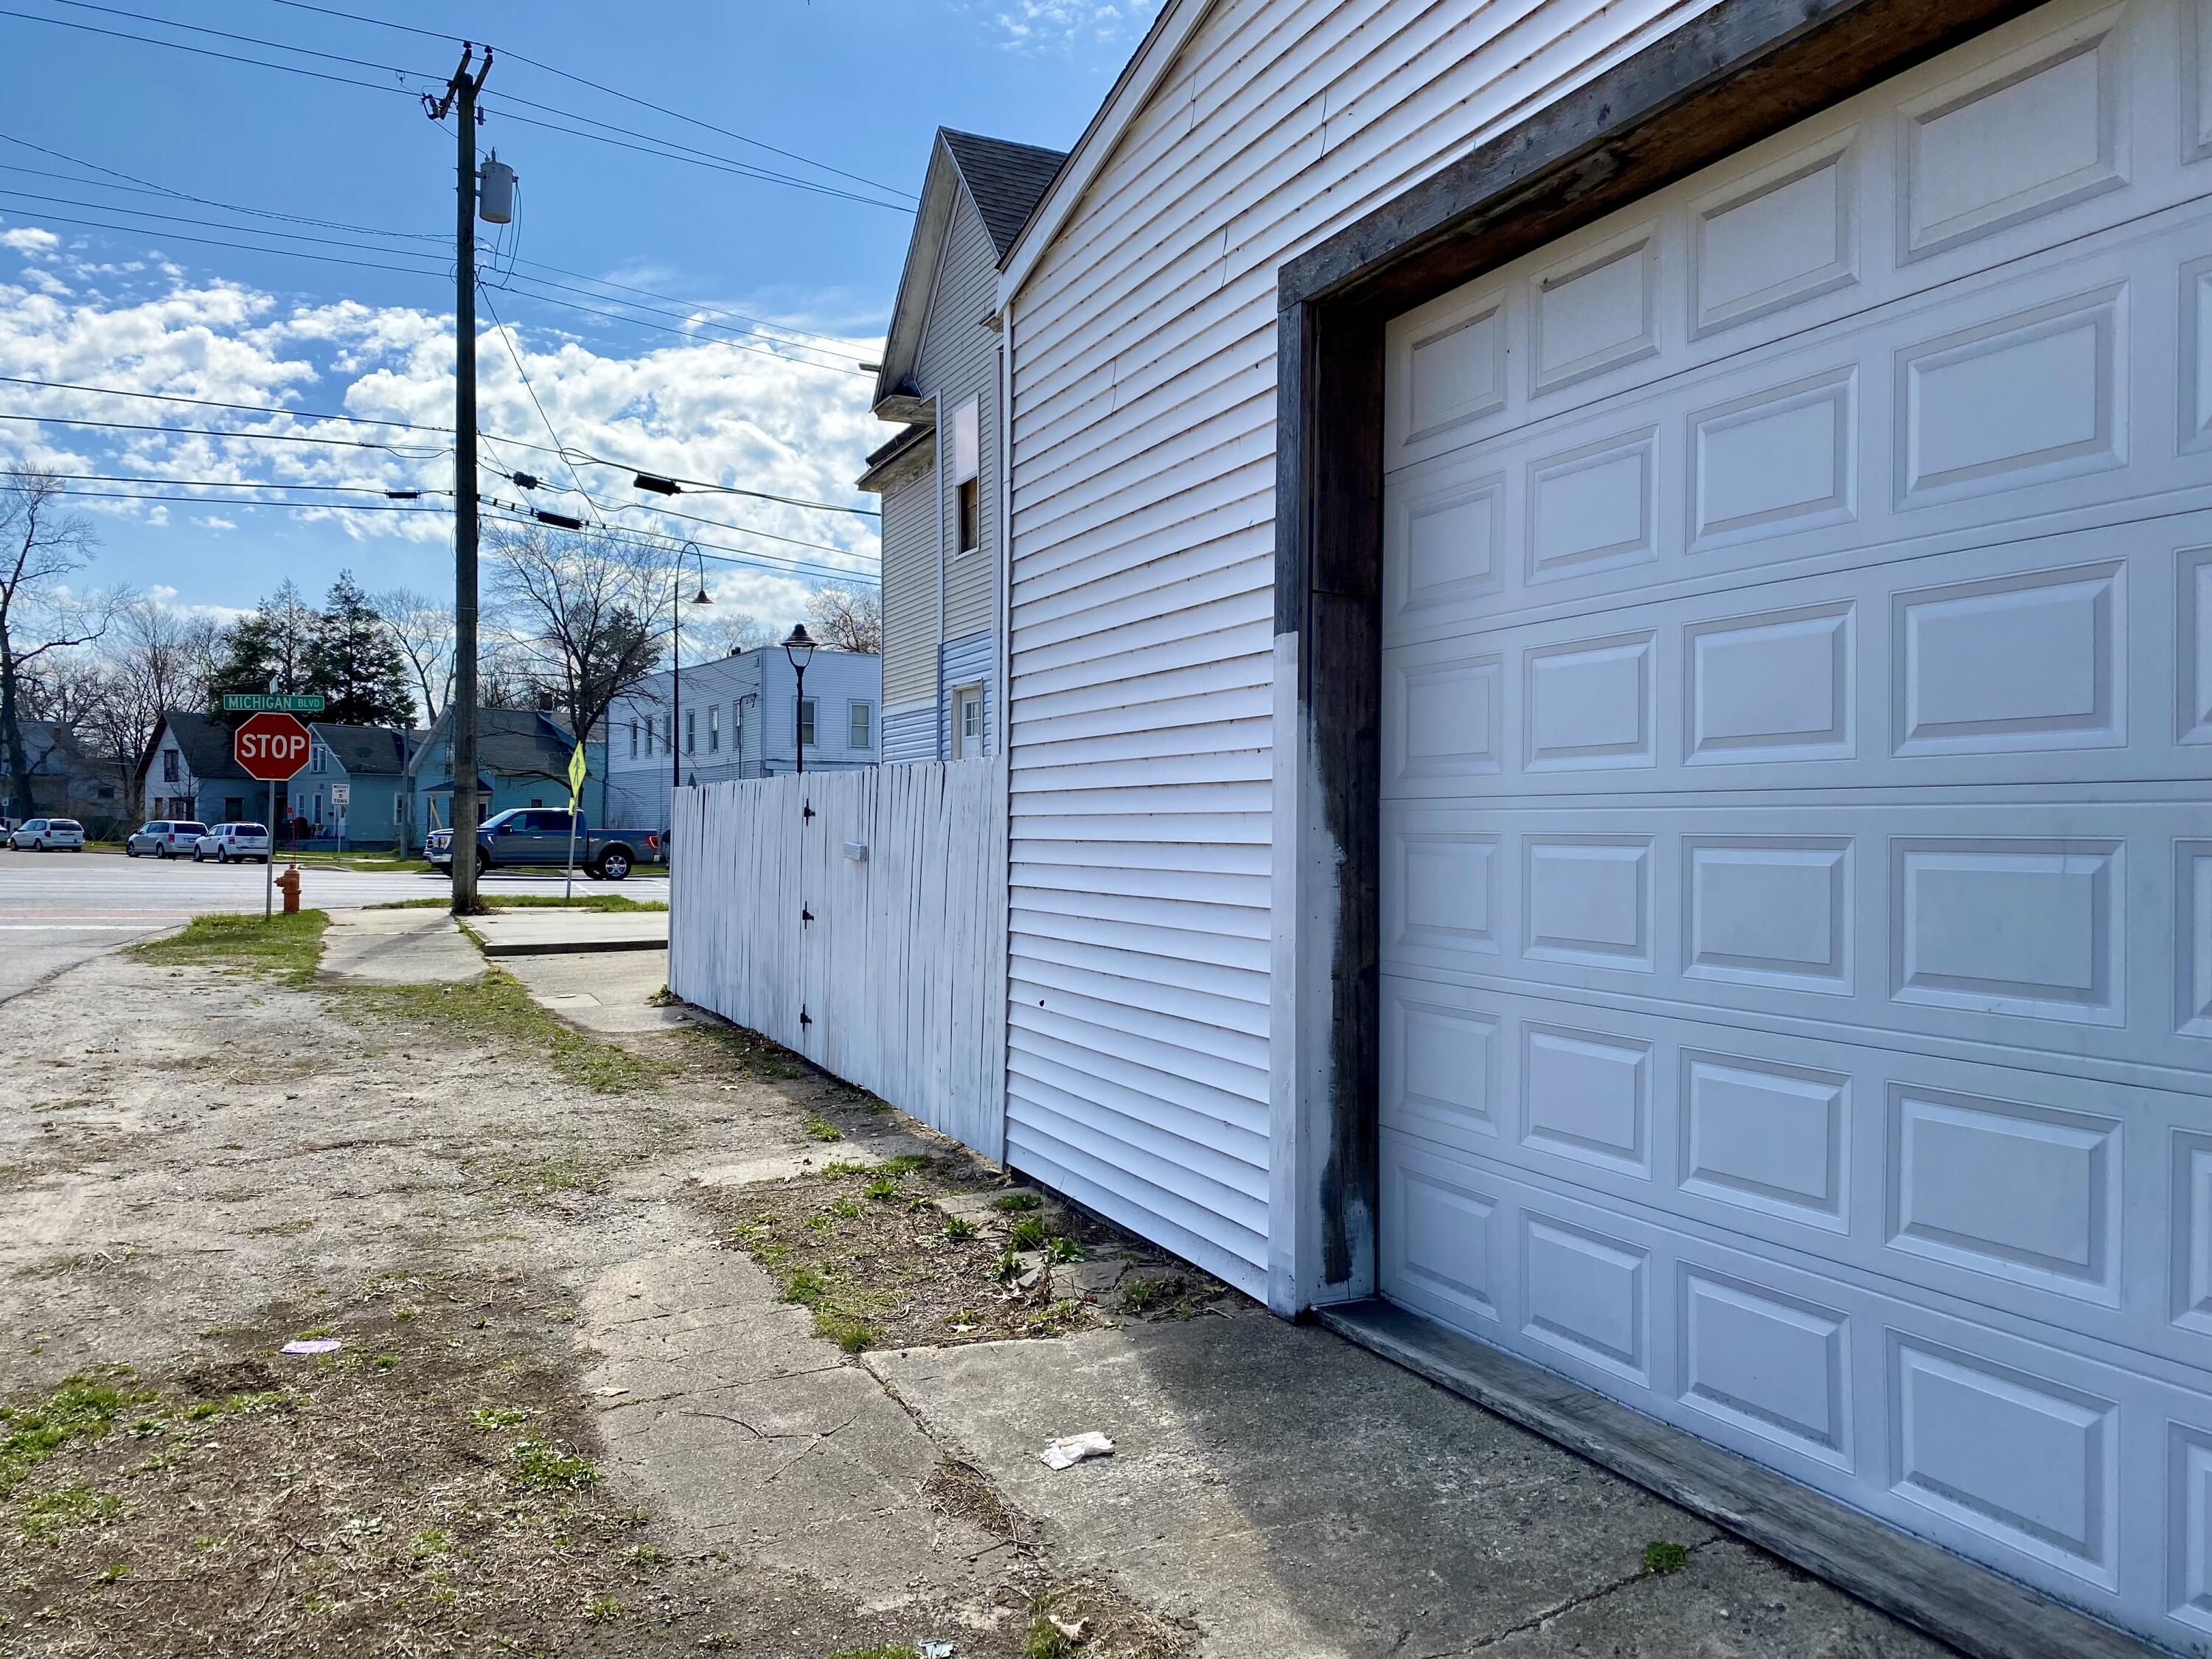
[991,1191,1043,1213]
[1641,1540,1690,1575]
[508,1441,599,1492]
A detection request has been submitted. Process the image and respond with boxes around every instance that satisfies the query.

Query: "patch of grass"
[830,1646,919,1659]
[20,1484,125,1541]
[1,1368,139,1495]
[802,1113,843,1143]
[622,1543,666,1568]
[1641,1539,1690,1576]
[369,894,667,912]
[780,1270,828,1308]
[994,1248,1023,1284]
[862,1174,902,1202]
[1044,1237,1084,1264]
[583,1593,622,1621]
[942,1216,978,1242]
[470,1407,531,1430]
[1007,1216,1049,1251]
[335,970,669,1095]
[813,1312,874,1354]
[1024,1613,1078,1659]
[130,911,330,987]
[991,1191,1043,1213]
[508,1441,599,1492]
[818,1161,874,1178]
[1119,1275,1186,1315]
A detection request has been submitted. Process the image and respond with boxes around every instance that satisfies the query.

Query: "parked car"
[192,822,272,864]
[11,818,86,852]
[126,821,208,859]
[426,809,663,881]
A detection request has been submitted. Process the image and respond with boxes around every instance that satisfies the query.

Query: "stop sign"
[234,712,311,781]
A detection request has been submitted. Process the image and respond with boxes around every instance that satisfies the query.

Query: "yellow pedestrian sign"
[563,742,588,899]
[566,742,587,807]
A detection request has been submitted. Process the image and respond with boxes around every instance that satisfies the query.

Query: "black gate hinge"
[801,905,813,925]
[799,1004,812,1029]
[801,799,815,822]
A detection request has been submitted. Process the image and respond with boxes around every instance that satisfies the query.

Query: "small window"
[798,698,817,748]
[958,477,980,554]
[708,704,720,753]
[849,701,872,750]
[628,719,638,759]
[685,709,696,755]
[161,749,179,783]
[310,744,326,775]
[642,714,653,753]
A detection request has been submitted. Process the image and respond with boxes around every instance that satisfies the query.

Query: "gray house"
[859,128,1062,764]
[4,719,122,834]
[299,724,416,849]
[403,706,596,847]
[605,644,880,831]
[138,712,262,827]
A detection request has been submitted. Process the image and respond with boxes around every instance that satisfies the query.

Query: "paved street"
[0,851,669,1003]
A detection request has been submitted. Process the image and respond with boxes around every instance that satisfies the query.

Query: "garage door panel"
[1385,0,2207,477]
[1379,3,2211,1644]
[1382,798,2200,1073]
[1382,518,2196,798]
[1383,201,2212,658]
[1377,979,2204,1366]
[1379,1130,2198,1618]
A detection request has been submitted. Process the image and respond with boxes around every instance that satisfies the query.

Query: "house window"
[161,748,179,783]
[951,395,981,555]
[642,714,653,754]
[952,685,984,759]
[709,704,720,753]
[849,701,872,749]
[628,719,637,759]
[685,709,696,754]
[797,698,817,749]
[310,744,327,775]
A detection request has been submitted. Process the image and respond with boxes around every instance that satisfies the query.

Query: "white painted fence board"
[669,759,1008,1163]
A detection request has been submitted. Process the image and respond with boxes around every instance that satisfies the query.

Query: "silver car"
[192,822,272,863]
[126,821,207,859]
[11,818,86,851]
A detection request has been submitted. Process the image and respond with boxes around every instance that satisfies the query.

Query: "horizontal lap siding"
[924,195,1002,645]
[880,466,937,709]
[1005,0,1719,1300]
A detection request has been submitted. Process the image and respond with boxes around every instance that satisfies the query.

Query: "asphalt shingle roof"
[940,129,1067,262]
[154,711,251,783]
[309,723,408,776]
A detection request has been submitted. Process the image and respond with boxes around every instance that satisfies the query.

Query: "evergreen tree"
[206,579,317,723]
[302,572,414,726]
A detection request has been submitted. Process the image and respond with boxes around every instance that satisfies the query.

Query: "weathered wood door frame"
[1266,0,2041,1314]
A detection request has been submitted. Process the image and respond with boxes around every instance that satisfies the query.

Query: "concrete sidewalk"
[467,908,668,957]
[317,908,484,983]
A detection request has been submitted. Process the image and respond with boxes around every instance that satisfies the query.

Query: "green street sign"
[222,692,326,714]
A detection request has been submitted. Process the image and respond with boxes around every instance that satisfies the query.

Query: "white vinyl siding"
[922,192,1002,644]
[879,456,938,709]
[1003,0,1726,1297]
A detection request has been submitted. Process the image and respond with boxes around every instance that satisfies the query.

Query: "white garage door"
[1377,0,2212,1646]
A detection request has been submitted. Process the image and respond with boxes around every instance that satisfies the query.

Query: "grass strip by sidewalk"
[130,911,667,1094]
[368,894,667,913]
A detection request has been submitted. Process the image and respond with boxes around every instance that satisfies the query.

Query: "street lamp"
[670,540,712,801]
[782,622,816,775]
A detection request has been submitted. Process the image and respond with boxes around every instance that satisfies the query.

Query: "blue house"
[297,724,417,849]
[403,706,602,849]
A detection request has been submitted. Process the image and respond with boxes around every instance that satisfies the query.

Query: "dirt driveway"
[0,914,1951,1659]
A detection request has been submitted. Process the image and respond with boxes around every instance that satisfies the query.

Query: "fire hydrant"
[276,865,302,915]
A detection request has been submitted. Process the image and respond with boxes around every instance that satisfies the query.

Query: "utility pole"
[426,44,493,914]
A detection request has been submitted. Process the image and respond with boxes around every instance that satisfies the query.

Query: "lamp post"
[669,540,712,804]
[782,622,817,775]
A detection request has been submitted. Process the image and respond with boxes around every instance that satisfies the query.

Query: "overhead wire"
[0,374,453,431]
[254,0,918,202]
[0,4,431,99]
[0,409,449,455]
[475,281,605,529]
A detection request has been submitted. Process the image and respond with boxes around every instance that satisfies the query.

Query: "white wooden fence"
[668,758,1008,1162]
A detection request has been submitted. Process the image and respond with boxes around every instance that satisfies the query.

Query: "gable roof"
[407,706,579,785]
[871,126,1068,417]
[310,723,408,776]
[139,710,251,786]
[939,130,1068,261]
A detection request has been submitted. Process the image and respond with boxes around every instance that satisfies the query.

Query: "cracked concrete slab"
[865,1314,1958,1659]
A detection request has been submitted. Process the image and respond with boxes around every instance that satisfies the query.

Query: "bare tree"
[1,469,127,820]
[484,523,668,748]
[84,601,221,792]
[372,586,455,728]
[806,584,882,654]
[685,607,771,661]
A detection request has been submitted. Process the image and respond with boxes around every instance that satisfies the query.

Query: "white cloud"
[0,226,887,630]
[992,0,1161,52]
[1,226,60,257]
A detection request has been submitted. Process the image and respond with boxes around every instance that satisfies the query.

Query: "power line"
[0,200,453,278]
[480,495,877,588]
[482,462,866,556]
[0,374,453,431]
[54,485,442,512]
[510,256,869,351]
[0,5,431,99]
[255,0,918,202]
[35,470,432,494]
[0,408,448,454]
[0,184,457,260]
[476,282,602,529]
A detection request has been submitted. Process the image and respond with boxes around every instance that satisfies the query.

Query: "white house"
[979,0,2212,1651]
[606,644,880,830]
[860,129,1065,764]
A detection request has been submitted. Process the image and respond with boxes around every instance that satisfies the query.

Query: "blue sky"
[0,0,1158,629]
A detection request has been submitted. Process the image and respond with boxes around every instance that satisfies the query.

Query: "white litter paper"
[1039,1430,1114,1470]
[918,1643,956,1659]
[280,1338,341,1355]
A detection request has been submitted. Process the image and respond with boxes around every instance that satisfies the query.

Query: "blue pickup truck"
[425,808,664,881]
